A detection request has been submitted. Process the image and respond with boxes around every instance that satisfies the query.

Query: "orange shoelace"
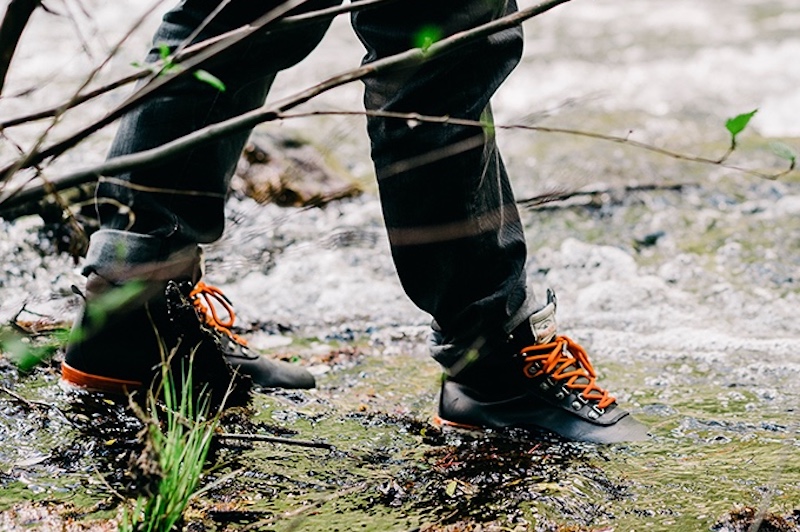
[189,281,248,345]
[520,335,615,410]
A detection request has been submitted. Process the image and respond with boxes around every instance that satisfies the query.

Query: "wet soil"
[2,0,800,530]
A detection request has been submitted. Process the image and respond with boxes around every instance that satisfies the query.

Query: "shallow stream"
[1,0,800,530]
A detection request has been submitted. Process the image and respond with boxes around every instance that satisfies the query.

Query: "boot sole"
[432,414,493,438]
[61,361,143,395]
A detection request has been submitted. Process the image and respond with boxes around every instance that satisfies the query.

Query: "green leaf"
[158,43,171,61]
[414,25,443,52]
[156,43,184,75]
[725,109,758,138]
[193,69,226,92]
[445,480,458,497]
[480,107,496,139]
[0,327,67,372]
[770,141,797,164]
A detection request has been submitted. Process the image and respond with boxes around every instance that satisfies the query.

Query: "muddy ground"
[1,0,800,530]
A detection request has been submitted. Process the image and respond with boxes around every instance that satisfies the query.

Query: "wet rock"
[634,230,666,249]
[711,505,799,532]
[657,253,704,285]
[575,276,672,313]
[641,403,677,417]
[0,501,118,531]
[231,134,362,208]
[773,195,800,217]
[206,197,425,335]
[544,238,638,287]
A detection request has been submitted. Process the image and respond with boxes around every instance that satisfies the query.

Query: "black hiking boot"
[62,249,314,396]
[435,290,648,444]
[172,280,315,390]
[61,247,203,395]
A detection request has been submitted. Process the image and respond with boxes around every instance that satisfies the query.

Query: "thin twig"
[281,109,796,180]
[0,72,145,129]
[0,384,57,411]
[0,378,74,425]
[91,466,128,503]
[516,182,686,209]
[0,0,167,190]
[0,0,394,130]
[0,0,41,95]
[0,0,310,182]
[174,0,394,63]
[0,103,789,217]
[0,0,167,241]
[216,432,335,450]
[172,0,232,58]
[190,466,246,499]
[61,0,99,61]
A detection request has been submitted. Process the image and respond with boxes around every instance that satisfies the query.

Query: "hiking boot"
[174,280,315,390]
[435,290,648,444]
[62,236,314,395]
[62,246,204,395]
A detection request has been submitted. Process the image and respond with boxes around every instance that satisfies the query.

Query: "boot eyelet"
[540,377,555,391]
[554,386,569,400]
[571,394,588,410]
[524,362,541,378]
[587,405,605,420]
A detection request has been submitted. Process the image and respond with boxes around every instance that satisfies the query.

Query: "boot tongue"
[515,290,592,387]
[509,289,558,351]
[506,290,595,392]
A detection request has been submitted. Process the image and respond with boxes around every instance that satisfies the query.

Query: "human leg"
[352,0,646,442]
[99,0,343,244]
[64,0,341,394]
[352,0,531,373]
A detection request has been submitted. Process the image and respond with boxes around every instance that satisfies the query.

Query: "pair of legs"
[66,0,646,442]
[92,0,532,374]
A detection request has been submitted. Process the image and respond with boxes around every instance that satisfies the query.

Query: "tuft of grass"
[122,350,222,532]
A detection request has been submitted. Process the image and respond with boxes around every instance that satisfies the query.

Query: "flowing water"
[1,0,800,530]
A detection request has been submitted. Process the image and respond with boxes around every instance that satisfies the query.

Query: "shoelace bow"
[189,281,248,346]
[520,336,615,410]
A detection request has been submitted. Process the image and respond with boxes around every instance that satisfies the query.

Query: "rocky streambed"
[1,0,800,530]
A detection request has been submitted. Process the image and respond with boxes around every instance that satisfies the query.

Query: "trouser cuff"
[430,286,540,376]
[83,229,202,283]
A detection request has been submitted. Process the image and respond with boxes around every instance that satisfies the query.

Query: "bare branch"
[285,109,797,180]
[0,0,568,183]
[0,0,310,182]
[0,0,573,196]
[0,0,394,130]
[17,0,773,217]
[0,71,146,129]
[0,0,41,95]
[516,182,687,209]
[216,432,335,450]
[176,0,395,61]
[0,0,168,233]
[2,0,167,181]
[2,106,794,218]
